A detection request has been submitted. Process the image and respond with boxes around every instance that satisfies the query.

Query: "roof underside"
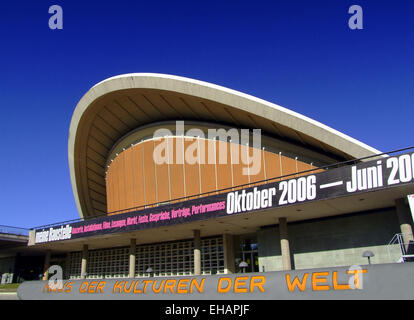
[69,74,381,219]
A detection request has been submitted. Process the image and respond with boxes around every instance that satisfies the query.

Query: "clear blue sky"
[0,0,413,228]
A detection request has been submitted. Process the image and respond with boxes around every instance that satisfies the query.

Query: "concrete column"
[279,217,292,271]
[223,234,235,274]
[129,238,136,278]
[28,230,36,246]
[42,250,51,280]
[395,198,414,247]
[193,230,201,275]
[81,244,88,279]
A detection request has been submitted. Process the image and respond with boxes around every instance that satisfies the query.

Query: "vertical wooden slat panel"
[200,138,216,195]
[143,140,157,205]
[105,167,113,213]
[154,138,171,203]
[281,155,297,179]
[132,143,145,207]
[111,157,120,213]
[264,152,281,182]
[169,137,185,200]
[232,143,249,188]
[124,148,134,209]
[118,152,126,211]
[296,160,313,177]
[248,146,265,185]
[216,141,233,192]
[130,145,137,208]
[184,137,200,198]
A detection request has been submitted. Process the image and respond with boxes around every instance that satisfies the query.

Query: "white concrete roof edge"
[91,73,381,155]
[69,73,382,218]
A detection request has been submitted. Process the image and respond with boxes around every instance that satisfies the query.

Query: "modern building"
[0,226,45,283]
[27,73,414,280]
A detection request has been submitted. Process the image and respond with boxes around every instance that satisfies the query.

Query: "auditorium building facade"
[28,74,414,280]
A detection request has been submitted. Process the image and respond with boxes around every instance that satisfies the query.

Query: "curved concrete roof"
[69,73,381,219]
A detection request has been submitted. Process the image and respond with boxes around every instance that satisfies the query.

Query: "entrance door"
[242,250,259,273]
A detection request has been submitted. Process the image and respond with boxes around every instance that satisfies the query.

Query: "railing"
[0,225,30,236]
[388,233,414,263]
[32,145,414,230]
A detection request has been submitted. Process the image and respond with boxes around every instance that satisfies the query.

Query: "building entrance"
[241,250,259,273]
[237,234,259,273]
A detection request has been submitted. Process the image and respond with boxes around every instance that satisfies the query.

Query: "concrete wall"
[258,208,401,271]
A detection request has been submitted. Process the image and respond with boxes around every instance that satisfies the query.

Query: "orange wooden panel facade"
[106,137,320,214]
